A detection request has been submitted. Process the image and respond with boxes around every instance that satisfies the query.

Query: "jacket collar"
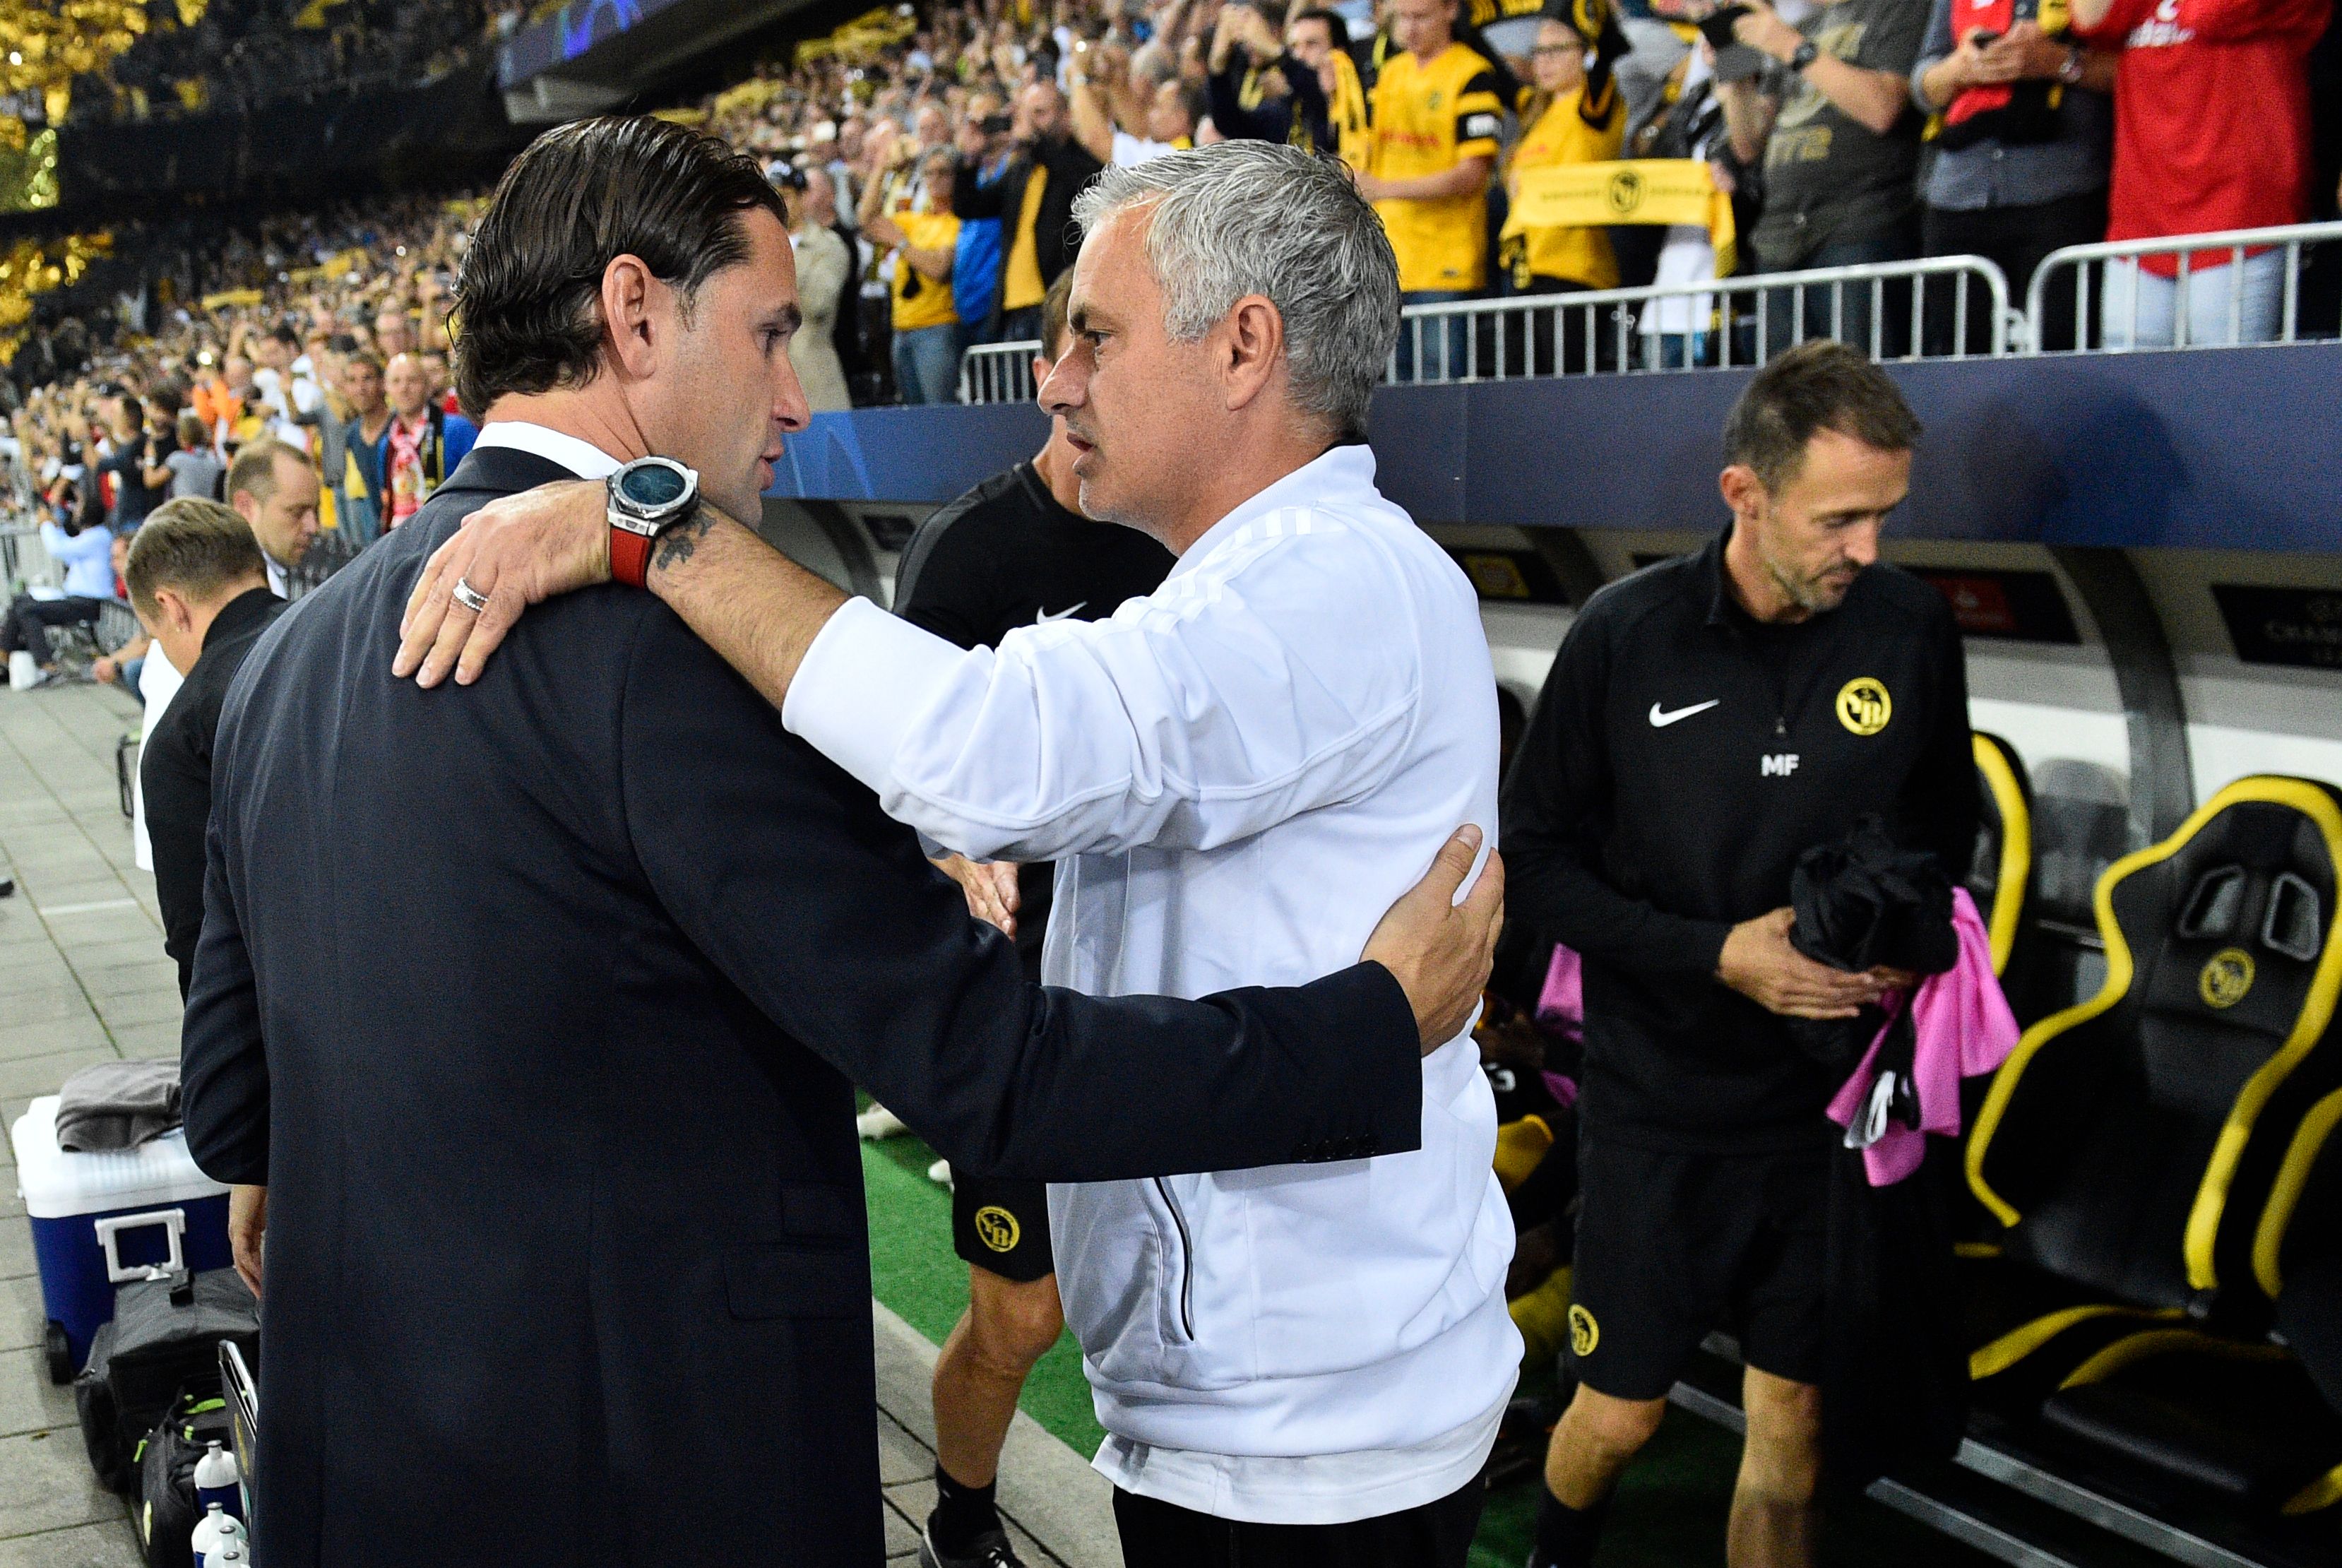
[201,585,281,657]
[432,444,578,501]
[1701,524,1736,628]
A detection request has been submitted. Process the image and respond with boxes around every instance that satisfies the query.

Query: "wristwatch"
[1789,39,1820,71]
[2057,44,2086,83]
[607,456,699,589]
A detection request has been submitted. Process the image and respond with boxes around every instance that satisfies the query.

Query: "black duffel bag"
[74,1269,258,1493]
[132,1384,237,1568]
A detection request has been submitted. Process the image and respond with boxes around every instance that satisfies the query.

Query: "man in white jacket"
[397,139,1518,1565]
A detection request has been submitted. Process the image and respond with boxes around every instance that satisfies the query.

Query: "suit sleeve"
[138,711,209,999]
[619,605,1423,1182]
[180,735,271,1186]
[1500,609,1735,978]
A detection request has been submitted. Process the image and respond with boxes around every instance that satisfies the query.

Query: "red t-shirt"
[2075,0,2330,275]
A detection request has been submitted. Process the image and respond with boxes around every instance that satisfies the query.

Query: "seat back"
[1968,731,2034,980]
[1968,777,2342,1314]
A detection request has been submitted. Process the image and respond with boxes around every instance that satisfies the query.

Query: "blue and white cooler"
[11,1094,232,1384]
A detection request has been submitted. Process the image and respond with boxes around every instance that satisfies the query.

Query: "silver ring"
[451,578,491,615]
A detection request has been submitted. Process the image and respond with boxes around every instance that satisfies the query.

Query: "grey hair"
[1069,141,1398,436]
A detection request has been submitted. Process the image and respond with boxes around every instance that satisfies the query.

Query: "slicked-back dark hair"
[1722,340,1922,493]
[453,116,792,420]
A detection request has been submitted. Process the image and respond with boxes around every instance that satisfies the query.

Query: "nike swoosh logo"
[1035,602,1088,623]
[1649,699,1721,728]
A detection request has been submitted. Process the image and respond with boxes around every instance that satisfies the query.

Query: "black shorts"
[1564,1128,1829,1400]
[951,1173,1056,1283]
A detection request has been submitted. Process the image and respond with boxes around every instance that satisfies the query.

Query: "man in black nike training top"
[1504,343,1978,1568]
[888,271,1172,1568]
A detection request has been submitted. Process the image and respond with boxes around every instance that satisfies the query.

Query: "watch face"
[620,462,690,510]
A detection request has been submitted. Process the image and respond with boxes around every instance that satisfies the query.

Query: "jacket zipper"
[1153,1177,1196,1340]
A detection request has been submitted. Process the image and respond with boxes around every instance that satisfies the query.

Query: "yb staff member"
[1360,0,1508,378]
[893,270,1173,1568]
[1504,343,1976,1568]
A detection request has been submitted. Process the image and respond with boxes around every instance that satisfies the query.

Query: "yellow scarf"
[1327,49,1370,170]
[1504,158,1737,278]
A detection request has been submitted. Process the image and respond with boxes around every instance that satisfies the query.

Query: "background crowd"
[1,0,2338,648]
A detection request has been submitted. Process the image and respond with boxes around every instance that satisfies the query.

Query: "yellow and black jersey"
[1367,42,1507,292]
[1502,78,1626,290]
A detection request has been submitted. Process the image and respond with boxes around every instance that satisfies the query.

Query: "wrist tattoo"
[653,511,719,574]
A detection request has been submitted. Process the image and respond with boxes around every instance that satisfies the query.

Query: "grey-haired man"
[397,141,1517,1566]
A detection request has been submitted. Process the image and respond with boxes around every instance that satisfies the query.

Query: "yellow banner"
[201,287,264,310]
[1508,160,1718,232]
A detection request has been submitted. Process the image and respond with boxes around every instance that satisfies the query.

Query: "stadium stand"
[1,0,2341,1566]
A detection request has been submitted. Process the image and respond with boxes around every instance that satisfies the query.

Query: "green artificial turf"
[862,1120,1990,1567]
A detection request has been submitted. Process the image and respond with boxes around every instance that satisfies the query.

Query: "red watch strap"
[610,521,655,589]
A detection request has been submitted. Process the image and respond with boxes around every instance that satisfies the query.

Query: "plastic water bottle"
[191,1503,229,1567]
[213,1547,246,1568]
[216,1512,250,1559]
[194,1439,244,1524]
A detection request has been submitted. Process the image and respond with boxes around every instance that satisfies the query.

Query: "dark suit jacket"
[142,586,284,999]
[179,443,1425,1568]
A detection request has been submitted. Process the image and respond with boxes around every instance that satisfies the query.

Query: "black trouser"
[1,594,100,667]
[1921,189,2109,355]
[1113,1477,1485,1568]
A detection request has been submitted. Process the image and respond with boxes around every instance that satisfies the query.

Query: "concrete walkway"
[0,679,1119,1567]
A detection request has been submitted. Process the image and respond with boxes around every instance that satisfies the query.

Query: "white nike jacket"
[783,445,1519,1522]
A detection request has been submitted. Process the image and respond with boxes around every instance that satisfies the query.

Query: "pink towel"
[1826,887,2020,1186]
[1534,944,1583,1110]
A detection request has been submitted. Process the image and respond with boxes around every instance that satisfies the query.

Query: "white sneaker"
[856,1104,910,1141]
[928,1158,953,1188]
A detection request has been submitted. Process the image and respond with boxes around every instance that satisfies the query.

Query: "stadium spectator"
[1912,8,2115,352]
[789,173,857,414]
[374,304,415,361]
[1071,39,1201,164]
[163,413,225,499]
[0,512,114,687]
[1723,0,1930,355]
[1204,3,1361,160]
[227,439,323,595]
[1361,0,1509,379]
[192,354,252,439]
[865,147,965,404]
[1499,9,1627,374]
[369,352,478,528]
[337,353,392,545]
[952,81,1107,342]
[2071,0,2334,347]
[97,384,169,532]
[124,497,283,997]
[136,390,189,505]
[951,92,1014,344]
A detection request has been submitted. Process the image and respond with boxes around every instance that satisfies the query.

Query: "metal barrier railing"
[1385,254,2013,385]
[959,340,1045,405]
[2025,220,2342,353]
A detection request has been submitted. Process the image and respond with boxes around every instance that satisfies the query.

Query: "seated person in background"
[124,497,284,998]
[91,531,152,700]
[1,511,115,688]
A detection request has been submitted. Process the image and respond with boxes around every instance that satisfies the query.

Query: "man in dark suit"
[124,497,284,1000]
[180,115,1502,1568]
